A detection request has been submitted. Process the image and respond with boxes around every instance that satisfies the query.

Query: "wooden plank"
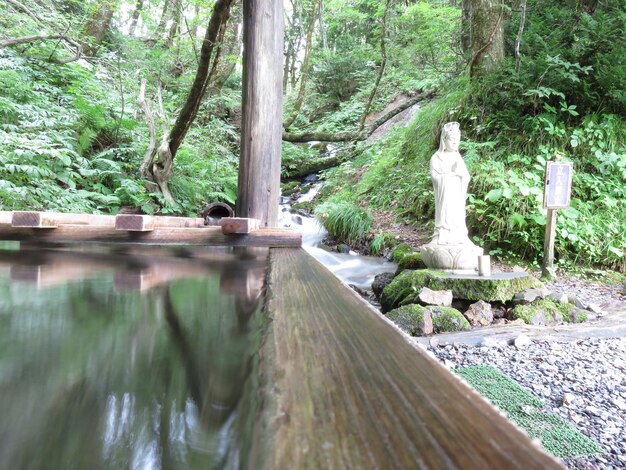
[542,208,558,278]
[255,248,561,469]
[237,0,284,227]
[115,214,155,232]
[0,225,301,247]
[220,217,260,234]
[12,211,58,228]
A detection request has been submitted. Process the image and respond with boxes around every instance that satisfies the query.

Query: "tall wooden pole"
[237,0,284,227]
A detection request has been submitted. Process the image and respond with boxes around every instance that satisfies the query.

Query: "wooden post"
[237,0,284,227]
[542,208,557,278]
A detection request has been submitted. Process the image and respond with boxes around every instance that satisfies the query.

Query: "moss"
[512,299,587,325]
[396,252,427,274]
[380,269,434,313]
[390,243,413,263]
[291,200,313,213]
[387,305,429,336]
[381,269,543,312]
[429,306,471,333]
[281,181,301,196]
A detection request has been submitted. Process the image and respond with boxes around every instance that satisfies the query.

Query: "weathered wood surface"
[237,0,284,227]
[220,217,260,234]
[0,225,301,247]
[257,248,561,469]
[115,214,155,231]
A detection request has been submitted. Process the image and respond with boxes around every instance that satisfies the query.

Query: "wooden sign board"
[543,161,573,209]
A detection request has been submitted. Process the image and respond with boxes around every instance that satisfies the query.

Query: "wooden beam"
[115,214,155,232]
[254,248,561,468]
[12,211,58,228]
[220,217,260,234]
[0,225,301,247]
[237,0,284,227]
[8,211,115,227]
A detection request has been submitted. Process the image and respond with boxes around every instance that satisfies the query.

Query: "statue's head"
[439,122,461,152]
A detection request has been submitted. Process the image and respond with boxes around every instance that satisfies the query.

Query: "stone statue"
[421,122,483,272]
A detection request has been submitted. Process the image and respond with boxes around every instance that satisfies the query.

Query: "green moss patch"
[395,252,427,274]
[429,306,470,333]
[390,243,413,263]
[457,365,602,459]
[381,270,543,312]
[513,299,588,325]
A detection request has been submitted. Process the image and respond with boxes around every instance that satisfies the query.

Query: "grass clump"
[315,201,372,246]
[457,365,602,459]
[390,243,414,262]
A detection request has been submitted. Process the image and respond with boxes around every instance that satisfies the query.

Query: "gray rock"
[563,392,576,406]
[513,334,533,348]
[568,294,587,309]
[587,303,604,314]
[549,292,570,304]
[372,272,395,300]
[464,300,494,326]
[513,287,552,304]
[418,287,453,307]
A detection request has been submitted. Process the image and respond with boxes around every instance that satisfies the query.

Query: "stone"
[512,298,587,325]
[372,272,395,300]
[513,287,552,304]
[417,287,453,307]
[587,303,604,314]
[464,300,494,326]
[513,334,533,348]
[428,306,471,333]
[337,244,350,254]
[379,268,543,312]
[421,122,483,272]
[386,305,434,336]
[549,292,570,304]
[395,252,427,274]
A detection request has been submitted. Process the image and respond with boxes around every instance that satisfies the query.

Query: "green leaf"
[486,189,503,202]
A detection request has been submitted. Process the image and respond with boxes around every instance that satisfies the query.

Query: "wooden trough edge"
[253,248,561,469]
[0,211,300,247]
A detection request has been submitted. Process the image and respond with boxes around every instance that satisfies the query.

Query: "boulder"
[464,300,494,326]
[387,305,434,336]
[417,287,453,307]
[386,305,470,336]
[372,272,395,300]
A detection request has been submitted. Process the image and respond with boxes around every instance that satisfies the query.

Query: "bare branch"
[4,0,44,23]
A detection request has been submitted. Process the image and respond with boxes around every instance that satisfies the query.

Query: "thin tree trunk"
[128,0,144,36]
[154,0,171,39]
[461,0,471,54]
[358,0,390,132]
[283,91,433,142]
[514,0,527,73]
[190,4,200,38]
[284,0,321,129]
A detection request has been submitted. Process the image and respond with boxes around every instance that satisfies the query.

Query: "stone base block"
[421,242,483,272]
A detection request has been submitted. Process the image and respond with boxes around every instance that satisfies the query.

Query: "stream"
[279,183,396,292]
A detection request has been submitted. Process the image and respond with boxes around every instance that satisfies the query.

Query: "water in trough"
[0,244,267,469]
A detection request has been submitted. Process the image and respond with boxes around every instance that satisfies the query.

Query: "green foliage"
[315,201,373,245]
[369,230,396,256]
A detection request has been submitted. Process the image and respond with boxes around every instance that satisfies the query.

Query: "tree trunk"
[154,0,171,39]
[128,0,144,36]
[469,0,505,78]
[83,0,118,55]
[283,0,321,129]
[237,0,284,227]
[461,0,471,54]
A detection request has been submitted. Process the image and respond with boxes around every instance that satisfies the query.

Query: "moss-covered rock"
[387,305,433,336]
[512,299,588,325]
[372,272,395,300]
[396,252,427,274]
[380,270,435,313]
[381,269,543,312]
[387,305,470,335]
[429,306,471,333]
[281,181,301,196]
[390,243,413,263]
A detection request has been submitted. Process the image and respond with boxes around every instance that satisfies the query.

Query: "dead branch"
[4,0,43,23]
[0,33,82,62]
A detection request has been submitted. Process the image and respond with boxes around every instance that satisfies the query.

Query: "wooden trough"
[0,211,561,468]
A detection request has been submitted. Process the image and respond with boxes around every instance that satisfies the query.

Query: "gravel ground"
[427,272,626,470]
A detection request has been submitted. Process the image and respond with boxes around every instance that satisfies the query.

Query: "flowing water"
[0,244,267,470]
[280,184,396,291]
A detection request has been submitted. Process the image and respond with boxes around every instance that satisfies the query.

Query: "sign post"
[542,161,573,278]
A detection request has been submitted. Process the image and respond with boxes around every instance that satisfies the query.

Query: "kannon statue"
[421,122,483,272]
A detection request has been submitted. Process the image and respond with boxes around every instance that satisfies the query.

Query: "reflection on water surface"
[0,245,268,469]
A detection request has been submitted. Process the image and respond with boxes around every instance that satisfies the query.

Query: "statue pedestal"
[421,242,483,273]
